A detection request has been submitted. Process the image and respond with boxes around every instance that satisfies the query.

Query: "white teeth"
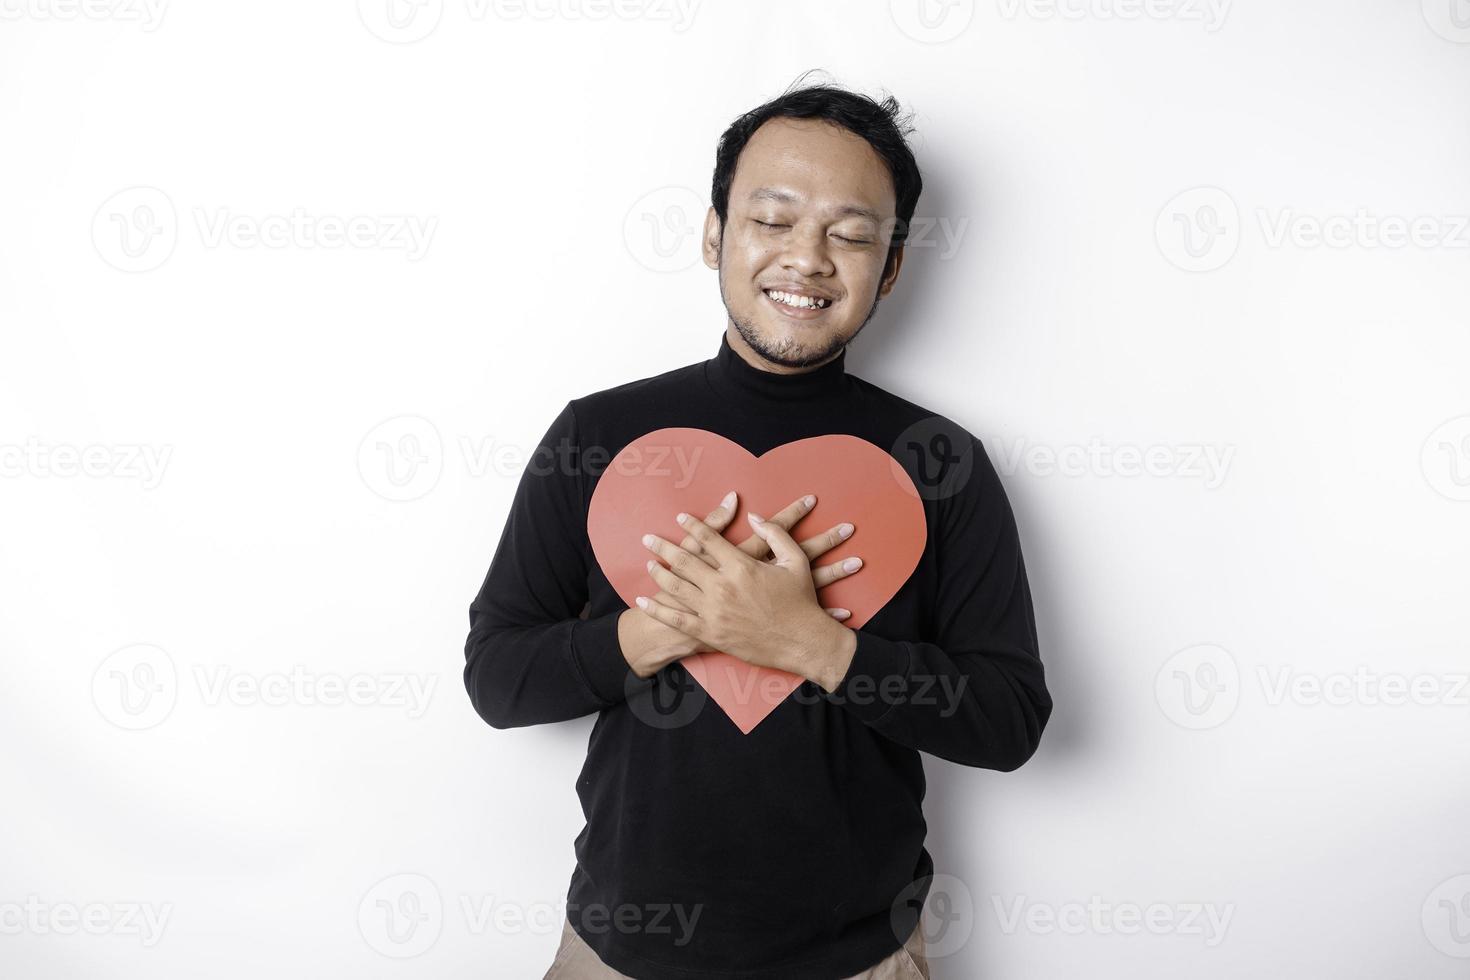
[766,289,829,310]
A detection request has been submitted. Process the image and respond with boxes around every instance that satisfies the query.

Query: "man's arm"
[463,401,639,729]
[636,434,1051,770]
[819,436,1052,770]
[464,403,863,729]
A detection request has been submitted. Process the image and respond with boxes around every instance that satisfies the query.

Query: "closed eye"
[755,219,870,245]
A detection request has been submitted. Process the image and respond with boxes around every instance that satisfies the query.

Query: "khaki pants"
[541,918,930,979]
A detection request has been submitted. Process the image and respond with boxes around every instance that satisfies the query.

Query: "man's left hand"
[634,510,857,692]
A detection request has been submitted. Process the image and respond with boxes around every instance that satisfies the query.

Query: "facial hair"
[716,260,885,370]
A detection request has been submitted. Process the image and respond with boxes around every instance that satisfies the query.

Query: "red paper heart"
[587,428,926,733]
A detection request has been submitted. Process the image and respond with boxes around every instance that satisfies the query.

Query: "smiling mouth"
[763,288,834,312]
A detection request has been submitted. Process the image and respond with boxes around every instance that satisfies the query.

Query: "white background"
[2,0,1468,976]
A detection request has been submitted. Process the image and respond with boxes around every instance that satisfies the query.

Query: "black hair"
[711,71,923,276]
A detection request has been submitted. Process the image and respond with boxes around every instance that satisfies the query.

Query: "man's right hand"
[618,491,862,679]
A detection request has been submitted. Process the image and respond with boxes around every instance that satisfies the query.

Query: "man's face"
[703,116,904,369]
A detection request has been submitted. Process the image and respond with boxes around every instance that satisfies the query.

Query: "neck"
[705,326,849,408]
[723,323,843,376]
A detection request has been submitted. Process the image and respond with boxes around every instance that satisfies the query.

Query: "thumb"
[748,511,805,567]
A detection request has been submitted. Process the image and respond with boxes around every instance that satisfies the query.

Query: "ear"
[702,207,723,270]
[878,245,905,297]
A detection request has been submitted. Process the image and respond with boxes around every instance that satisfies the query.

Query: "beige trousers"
[541,918,930,979]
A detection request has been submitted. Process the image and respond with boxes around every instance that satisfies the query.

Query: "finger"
[699,490,739,533]
[634,594,704,640]
[824,607,852,621]
[798,521,856,561]
[811,555,863,589]
[674,512,746,567]
[645,558,703,608]
[738,493,817,560]
[747,512,807,566]
[642,533,718,589]
[654,589,694,614]
[688,491,738,568]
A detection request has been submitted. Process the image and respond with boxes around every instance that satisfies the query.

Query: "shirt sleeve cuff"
[569,610,636,705]
[826,629,912,724]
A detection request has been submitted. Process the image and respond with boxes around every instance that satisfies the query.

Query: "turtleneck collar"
[704,331,850,405]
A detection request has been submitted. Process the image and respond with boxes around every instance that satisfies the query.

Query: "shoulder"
[844,372,1011,527]
[564,360,706,423]
[537,359,711,470]
[846,371,986,457]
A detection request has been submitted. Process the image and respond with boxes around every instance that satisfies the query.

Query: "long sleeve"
[825,436,1052,770]
[463,401,637,729]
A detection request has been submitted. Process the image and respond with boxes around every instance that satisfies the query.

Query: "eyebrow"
[746,186,882,223]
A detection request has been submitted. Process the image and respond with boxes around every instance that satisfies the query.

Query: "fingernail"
[642,534,655,547]
[635,596,648,609]
[838,523,854,539]
[675,512,688,524]
[831,608,851,619]
[802,494,816,508]
[842,557,862,573]
[747,512,765,524]
[721,490,736,508]
[646,559,656,572]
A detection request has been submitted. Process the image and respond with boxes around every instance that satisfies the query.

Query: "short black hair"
[711,71,923,276]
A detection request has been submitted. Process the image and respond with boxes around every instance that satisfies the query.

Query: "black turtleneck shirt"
[463,334,1051,979]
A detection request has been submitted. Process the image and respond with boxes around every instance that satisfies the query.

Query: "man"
[464,79,1052,979]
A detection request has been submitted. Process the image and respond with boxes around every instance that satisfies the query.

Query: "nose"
[780,220,835,278]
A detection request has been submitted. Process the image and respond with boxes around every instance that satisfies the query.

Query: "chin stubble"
[718,274,884,369]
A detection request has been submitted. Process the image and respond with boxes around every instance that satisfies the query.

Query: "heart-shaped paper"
[587,427,926,733]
